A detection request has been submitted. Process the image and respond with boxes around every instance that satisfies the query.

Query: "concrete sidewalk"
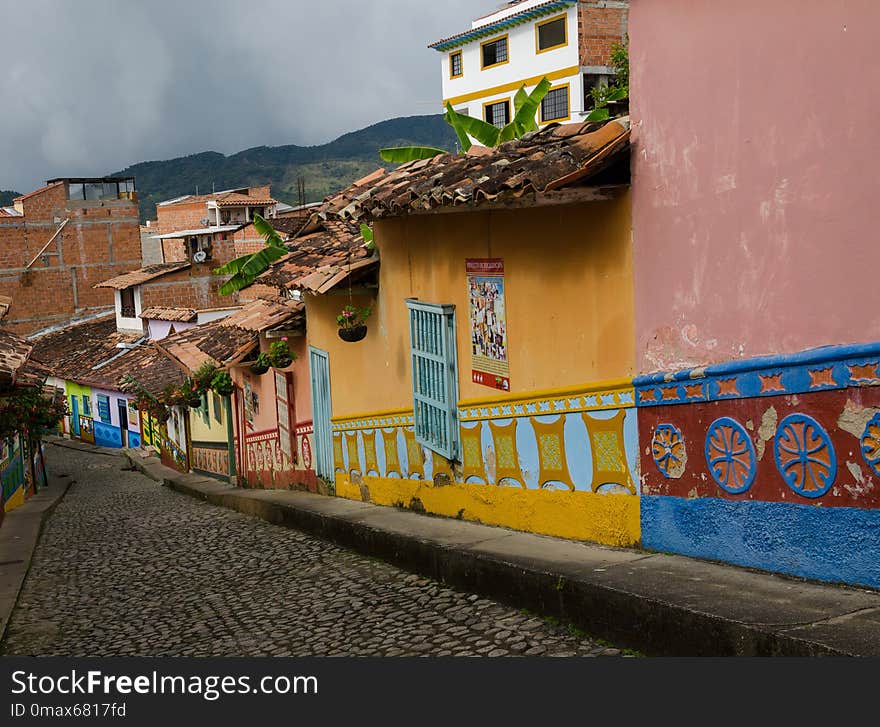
[49,437,880,656]
[0,451,81,643]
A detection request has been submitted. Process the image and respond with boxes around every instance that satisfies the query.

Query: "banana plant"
[213,213,288,295]
[379,78,553,163]
[585,85,628,122]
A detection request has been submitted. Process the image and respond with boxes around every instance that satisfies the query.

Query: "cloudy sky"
[0,0,500,192]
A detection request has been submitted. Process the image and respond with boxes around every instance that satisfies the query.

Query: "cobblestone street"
[1,446,624,657]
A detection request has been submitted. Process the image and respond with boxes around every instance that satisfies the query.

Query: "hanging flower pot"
[338,324,367,342]
[250,352,271,375]
[269,338,295,369]
[337,305,371,343]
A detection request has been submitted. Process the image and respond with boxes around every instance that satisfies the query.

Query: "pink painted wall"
[630,0,880,374]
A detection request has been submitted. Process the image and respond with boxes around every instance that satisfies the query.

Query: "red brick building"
[0,178,141,335]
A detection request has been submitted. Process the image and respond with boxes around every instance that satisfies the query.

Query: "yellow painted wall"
[306,195,634,419]
[188,393,227,443]
[336,475,640,547]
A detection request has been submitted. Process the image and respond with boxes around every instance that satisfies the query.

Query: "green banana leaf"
[510,77,551,135]
[444,104,473,152]
[379,146,447,163]
[252,212,285,248]
[217,245,288,295]
[585,107,611,122]
[212,251,254,276]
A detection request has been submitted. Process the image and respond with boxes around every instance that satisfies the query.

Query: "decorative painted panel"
[637,342,880,589]
[331,380,639,494]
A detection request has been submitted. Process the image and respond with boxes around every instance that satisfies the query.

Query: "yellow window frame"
[482,97,512,128]
[535,13,568,54]
[449,50,463,79]
[539,83,571,124]
[480,34,510,70]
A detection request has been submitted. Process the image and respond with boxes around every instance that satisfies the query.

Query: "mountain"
[0,190,22,206]
[112,115,458,221]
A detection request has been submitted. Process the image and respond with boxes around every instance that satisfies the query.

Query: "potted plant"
[193,363,218,394]
[210,370,234,397]
[182,379,202,408]
[250,352,271,375]
[337,304,371,342]
[269,338,295,369]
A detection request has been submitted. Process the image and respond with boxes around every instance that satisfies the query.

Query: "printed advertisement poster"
[466,258,510,391]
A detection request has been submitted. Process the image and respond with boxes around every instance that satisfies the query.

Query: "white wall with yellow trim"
[439,5,581,124]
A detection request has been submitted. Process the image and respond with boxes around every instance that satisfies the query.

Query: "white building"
[430,0,628,132]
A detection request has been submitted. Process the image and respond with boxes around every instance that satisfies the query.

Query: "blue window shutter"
[406,299,459,460]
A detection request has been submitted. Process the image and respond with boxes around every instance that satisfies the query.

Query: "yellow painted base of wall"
[3,486,25,513]
[336,475,640,547]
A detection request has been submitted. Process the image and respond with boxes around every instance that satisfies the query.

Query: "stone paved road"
[2,445,626,657]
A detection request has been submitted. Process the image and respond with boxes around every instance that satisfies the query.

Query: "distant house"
[274,118,637,546]
[153,186,288,264]
[431,0,628,130]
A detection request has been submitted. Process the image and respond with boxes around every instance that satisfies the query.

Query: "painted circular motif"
[651,424,686,479]
[704,417,757,494]
[773,414,836,498]
[861,413,880,478]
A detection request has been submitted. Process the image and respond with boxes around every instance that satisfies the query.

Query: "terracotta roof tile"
[30,316,144,388]
[216,192,278,207]
[316,118,630,221]
[156,321,258,371]
[218,298,304,333]
[94,262,191,290]
[0,329,34,390]
[258,220,376,293]
[139,307,197,323]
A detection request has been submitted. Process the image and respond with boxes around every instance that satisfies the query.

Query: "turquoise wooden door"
[71,397,80,436]
[309,346,333,482]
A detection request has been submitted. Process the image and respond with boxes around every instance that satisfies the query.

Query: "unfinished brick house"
[152,186,286,264]
[0,178,141,335]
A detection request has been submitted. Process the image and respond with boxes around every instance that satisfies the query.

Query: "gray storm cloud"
[0,0,495,191]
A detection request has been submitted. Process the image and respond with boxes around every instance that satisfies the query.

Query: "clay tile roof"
[267,216,311,238]
[0,329,34,391]
[218,298,305,333]
[30,316,145,388]
[215,192,278,207]
[315,117,630,222]
[0,295,12,319]
[94,262,191,290]
[258,219,376,293]
[112,345,186,398]
[156,320,259,371]
[139,307,197,323]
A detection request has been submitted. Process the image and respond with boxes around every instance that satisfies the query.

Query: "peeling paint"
[746,419,754,431]
[837,399,880,439]
[756,405,778,461]
[846,461,866,486]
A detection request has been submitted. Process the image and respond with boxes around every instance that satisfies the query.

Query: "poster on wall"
[466,258,510,391]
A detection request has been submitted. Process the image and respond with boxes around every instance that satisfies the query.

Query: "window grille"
[484,100,510,128]
[541,87,569,122]
[406,300,459,460]
[481,37,508,67]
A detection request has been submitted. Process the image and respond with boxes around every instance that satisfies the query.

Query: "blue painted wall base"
[93,421,123,449]
[641,495,880,590]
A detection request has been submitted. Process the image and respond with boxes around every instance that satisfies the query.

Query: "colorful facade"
[296,120,638,545]
[628,0,880,588]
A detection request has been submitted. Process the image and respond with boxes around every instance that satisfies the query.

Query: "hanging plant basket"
[187,396,202,408]
[250,362,270,375]
[338,325,367,343]
[272,354,293,369]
